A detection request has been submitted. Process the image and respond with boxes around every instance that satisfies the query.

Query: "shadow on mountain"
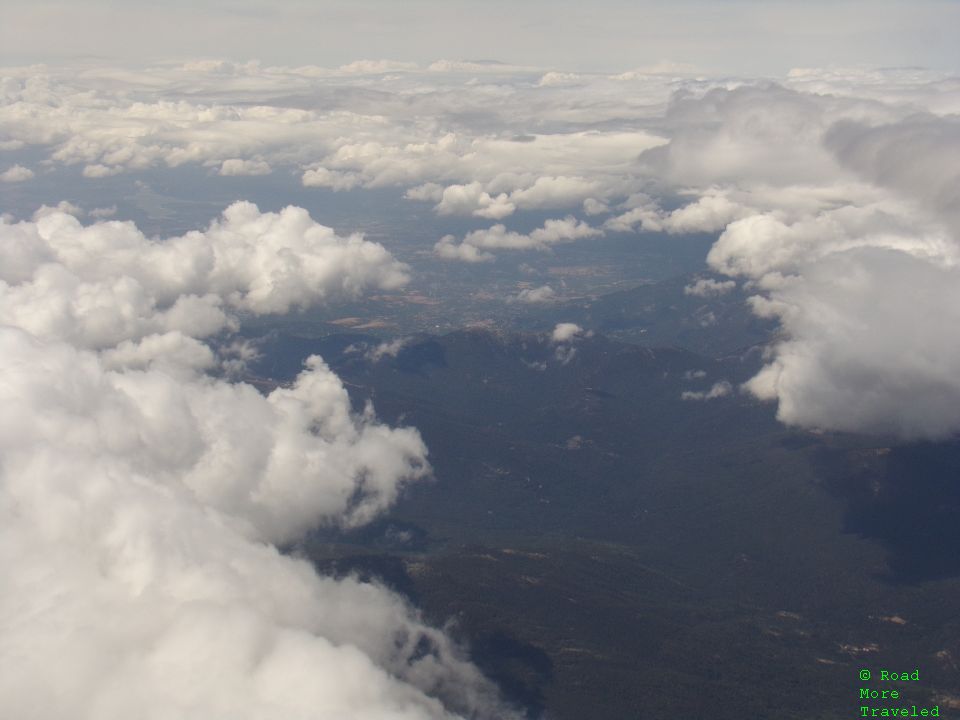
[394,339,447,374]
[468,631,553,719]
[820,441,960,583]
[253,326,960,719]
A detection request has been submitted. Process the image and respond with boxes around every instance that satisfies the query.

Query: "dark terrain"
[243,313,960,720]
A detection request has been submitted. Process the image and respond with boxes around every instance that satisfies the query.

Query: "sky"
[2,0,959,75]
[2,2,960,718]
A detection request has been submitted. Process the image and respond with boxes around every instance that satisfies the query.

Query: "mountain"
[249,329,960,720]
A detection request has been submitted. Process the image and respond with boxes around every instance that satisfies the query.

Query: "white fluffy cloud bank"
[0,163,33,182]
[0,205,514,718]
[0,201,409,349]
[435,216,601,262]
[4,60,960,439]
[0,63,666,216]
[670,92,960,439]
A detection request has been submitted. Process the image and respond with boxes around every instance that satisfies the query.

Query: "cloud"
[100,330,217,373]
[740,246,960,439]
[32,200,82,218]
[681,380,733,401]
[0,204,514,719]
[514,285,556,303]
[219,157,272,176]
[582,198,609,216]
[659,193,751,234]
[707,203,954,278]
[824,114,960,235]
[366,336,412,361]
[0,63,667,219]
[302,167,363,190]
[613,61,699,79]
[4,60,960,441]
[0,335,499,719]
[785,67,960,115]
[338,59,419,74]
[507,175,602,210]
[550,322,590,365]
[636,83,870,188]
[320,131,659,203]
[426,59,537,74]
[606,192,752,235]
[0,202,409,349]
[537,72,583,87]
[83,163,123,178]
[433,235,495,263]
[430,176,617,220]
[436,217,601,261]
[404,183,445,202]
[604,80,960,439]
[0,163,33,182]
[702,194,960,438]
[551,322,584,343]
[684,278,736,297]
[434,183,516,220]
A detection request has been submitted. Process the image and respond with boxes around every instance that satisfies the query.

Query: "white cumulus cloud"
[626,80,960,439]
[551,322,584,343]
[436,217,601,261]
[681,380,733,401]
[514,285,556,303]
[684,278,736,297]
[219,157,272,176]
[0,163,33,182]
[0,202,409,349]
[0,203,515,719]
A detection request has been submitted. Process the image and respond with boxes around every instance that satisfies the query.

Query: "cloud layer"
[0,205,513,718]
[3,60,960,439]
[687,105,960,438]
